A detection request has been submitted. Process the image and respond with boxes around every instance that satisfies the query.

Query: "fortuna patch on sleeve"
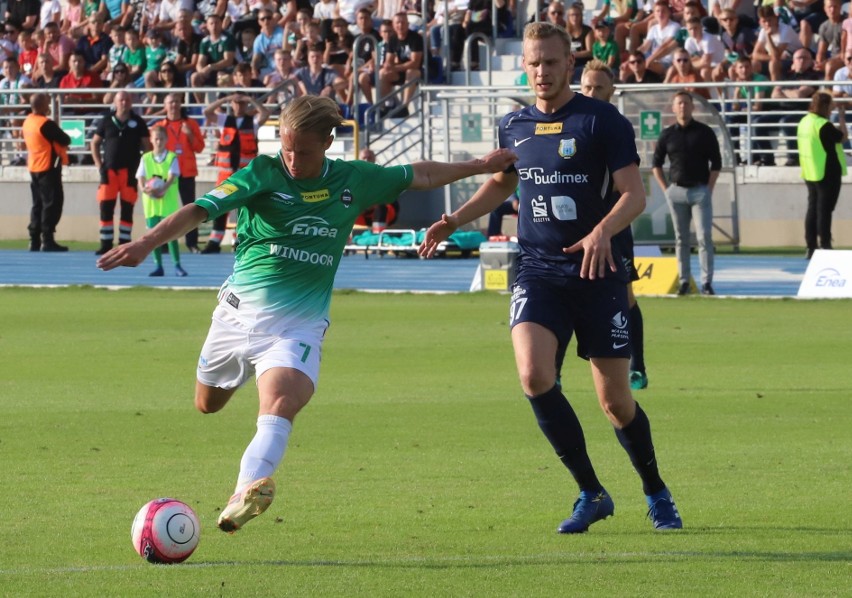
[209,183,238,199]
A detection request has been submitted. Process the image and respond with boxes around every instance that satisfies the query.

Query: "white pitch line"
[0,550,723,576]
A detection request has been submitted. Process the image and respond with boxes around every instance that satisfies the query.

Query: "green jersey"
[145,45,167,73]
[199,33,236,65]
[195,153,413,327]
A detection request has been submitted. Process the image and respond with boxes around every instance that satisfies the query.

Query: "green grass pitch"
[0,287,849,596]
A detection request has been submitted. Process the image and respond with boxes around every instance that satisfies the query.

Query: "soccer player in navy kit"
[420,22,682,533]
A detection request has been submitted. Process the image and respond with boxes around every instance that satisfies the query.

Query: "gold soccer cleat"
[217,477,276,533]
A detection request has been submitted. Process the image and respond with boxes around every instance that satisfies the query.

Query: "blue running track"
[0,250,809,297]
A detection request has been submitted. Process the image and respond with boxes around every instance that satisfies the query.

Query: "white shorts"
[197,305,328,390]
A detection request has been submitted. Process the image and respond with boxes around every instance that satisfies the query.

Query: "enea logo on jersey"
[558,138,576,159]
[535,123,563,135]
[301,189,330,203]
[209,182,238,199]
[340,188,353,208]
[287,215,339,238]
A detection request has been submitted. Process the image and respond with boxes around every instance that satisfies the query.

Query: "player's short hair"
[280,96,345,140]
[582,59,615,83]
[150,125,168,138]
[523,21,573,56]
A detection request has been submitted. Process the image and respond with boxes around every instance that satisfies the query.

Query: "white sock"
[235,414,292,493]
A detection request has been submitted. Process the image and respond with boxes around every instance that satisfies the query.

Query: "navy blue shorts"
[509,273,631,361]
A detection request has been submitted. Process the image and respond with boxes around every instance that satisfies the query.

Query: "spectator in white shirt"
[683,16,725,82]
[752,4,802,81]
[832,53,852,97]
[636,0,681,75]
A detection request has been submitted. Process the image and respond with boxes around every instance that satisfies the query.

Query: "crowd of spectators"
[590,0,851,166]
[0,0,848,167]
[0,0,518,128]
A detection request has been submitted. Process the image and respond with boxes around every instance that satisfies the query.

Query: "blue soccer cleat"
[175,265,188,277]
[629,371,648,390]
[557,490,615,534]
[646,488,683,530]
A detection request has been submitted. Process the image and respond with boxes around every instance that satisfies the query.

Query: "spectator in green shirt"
[191,13,236,103]
[143,28,168,88]
[592,21,620,70]
[124,28,146,80]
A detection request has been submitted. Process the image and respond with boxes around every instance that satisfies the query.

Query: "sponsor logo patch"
[531,196,549,221]
[301,189,330,203]
[287,215,339,238]
[209,183,238,199]
[610,310,629,349]
[535,123,563,135]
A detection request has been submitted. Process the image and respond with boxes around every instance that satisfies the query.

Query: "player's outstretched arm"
[418,172,518,258]
[96,204,208,271]
[564,162,646,280]
[409,148,517,190]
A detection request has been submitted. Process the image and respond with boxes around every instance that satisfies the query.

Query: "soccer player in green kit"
[97,95,517,533]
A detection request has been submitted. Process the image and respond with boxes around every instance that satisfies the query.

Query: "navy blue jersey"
[498,93,639,281]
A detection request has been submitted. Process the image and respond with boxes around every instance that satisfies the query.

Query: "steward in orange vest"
[201,92,270,253]
[215,115,260,184]
[22,93,71,252]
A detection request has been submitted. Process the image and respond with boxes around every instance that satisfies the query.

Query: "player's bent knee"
[194,383,234,414]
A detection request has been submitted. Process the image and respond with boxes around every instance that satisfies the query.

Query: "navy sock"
[614,402,665,496]
[629,303,645,373]
[527,385,603,493]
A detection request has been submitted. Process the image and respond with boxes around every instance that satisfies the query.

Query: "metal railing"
[0,83,297,165]
[0,79,846,169]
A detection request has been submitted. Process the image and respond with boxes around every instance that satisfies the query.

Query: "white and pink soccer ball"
[145,177,167,197]
[131,498,200,564]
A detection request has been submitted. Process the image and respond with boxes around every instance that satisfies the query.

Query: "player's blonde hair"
[523,21,573,56]
[279,96,345,139]
[582,59,615,83]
